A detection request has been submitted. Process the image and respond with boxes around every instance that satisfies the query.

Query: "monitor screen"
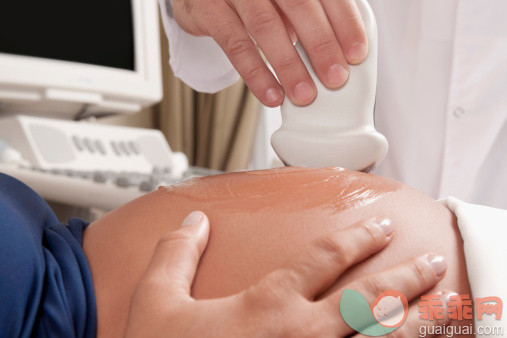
[0,0,135,71]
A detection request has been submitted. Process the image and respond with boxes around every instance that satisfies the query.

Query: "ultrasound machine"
[0,0,219,211]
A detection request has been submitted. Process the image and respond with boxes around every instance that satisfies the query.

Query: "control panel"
[0,115,221,210]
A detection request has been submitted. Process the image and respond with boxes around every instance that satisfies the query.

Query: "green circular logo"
[340,289,409,336]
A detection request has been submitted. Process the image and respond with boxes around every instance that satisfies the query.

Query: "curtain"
[154,19,261,172]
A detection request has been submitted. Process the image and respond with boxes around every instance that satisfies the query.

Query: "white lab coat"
[158,0,507,209]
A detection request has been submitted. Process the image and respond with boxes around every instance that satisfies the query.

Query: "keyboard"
[0,115,222,210]
[0,164,221,210]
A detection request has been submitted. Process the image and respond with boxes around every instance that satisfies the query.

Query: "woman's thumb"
[145,211,210,302]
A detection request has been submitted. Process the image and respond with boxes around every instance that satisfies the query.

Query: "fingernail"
[182,211,203,227]
[265,87,283,106]
[442,290,459,309]
[293,81,315,104]
[327,64,349,87]
[437,290,459,319]
[367,217,394,236]
[426,254,447,278]
[347,42,367,63]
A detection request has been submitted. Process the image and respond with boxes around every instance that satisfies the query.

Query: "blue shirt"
[0,173,96,337]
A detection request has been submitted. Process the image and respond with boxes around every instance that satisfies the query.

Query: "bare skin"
[82,167,472,337]
[124,212,452,337]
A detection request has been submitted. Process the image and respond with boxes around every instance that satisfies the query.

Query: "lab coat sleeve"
[440,197,507,337]
[157,0,240,93]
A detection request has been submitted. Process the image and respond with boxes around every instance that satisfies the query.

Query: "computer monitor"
[0,0,162,118]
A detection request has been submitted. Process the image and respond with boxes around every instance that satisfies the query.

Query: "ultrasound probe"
[271,0,388,172]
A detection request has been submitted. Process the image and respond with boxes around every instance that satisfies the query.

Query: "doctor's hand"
[172,0,367,107]
[124,211,453,338]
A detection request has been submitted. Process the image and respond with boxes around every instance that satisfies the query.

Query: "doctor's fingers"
[274,0,350,89]
[250,217,394,302]
[273,2,297,43]
[200,1,286,108]
[231,0,318,106]
[318,253,448,337]
[320,0,368,64]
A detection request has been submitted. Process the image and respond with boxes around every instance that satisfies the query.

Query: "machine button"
[453,107,466,119]
[110,141,121,156]
[152,166,163,176]
[128,141,139,155]
[118,142,130,156]
[72,136,84,151]
[83,138,95,153]
[50,168,63,175]
[115,176,134,187]
[140,178,160,192]
[95,140,107,155]
[63,169,74,176]
[93,171,108,183]
[75,170,93,179]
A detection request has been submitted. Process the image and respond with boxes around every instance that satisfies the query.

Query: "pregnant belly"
[83,168,472,337]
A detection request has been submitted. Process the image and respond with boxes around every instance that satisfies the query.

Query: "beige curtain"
[154,19,261,172]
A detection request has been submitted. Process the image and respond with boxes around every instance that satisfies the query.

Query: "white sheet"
[440,197,507,337]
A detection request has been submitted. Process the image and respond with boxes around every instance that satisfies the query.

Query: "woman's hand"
[124,211,453,337]
[172,0,368,107]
